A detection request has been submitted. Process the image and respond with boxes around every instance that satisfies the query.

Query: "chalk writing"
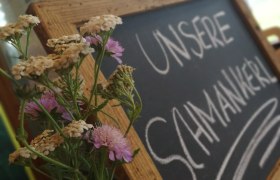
[233,113,280,180]
[136,11,234,75]
[145,56,279,179]
[110,2,280,179]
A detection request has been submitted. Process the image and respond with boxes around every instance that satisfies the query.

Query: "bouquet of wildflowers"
[0,14,142,180]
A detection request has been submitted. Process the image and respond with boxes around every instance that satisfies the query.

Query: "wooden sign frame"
[25,0,279,179]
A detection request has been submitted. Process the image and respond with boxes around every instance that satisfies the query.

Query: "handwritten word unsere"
[136,11,234,75]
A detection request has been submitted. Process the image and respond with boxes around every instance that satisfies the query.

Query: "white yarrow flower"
[62,120,93,138]
[80,15,122,35]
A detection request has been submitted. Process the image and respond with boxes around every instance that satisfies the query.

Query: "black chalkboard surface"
[101,0,280,179]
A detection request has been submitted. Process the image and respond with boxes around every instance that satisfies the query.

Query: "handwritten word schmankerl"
[145,56,278,180]
[136,11,234,75]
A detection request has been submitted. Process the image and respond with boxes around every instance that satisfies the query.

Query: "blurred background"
[0,0,279,179]
[245,0,280,45]
[246,0,280,30]
[0,1,42,180]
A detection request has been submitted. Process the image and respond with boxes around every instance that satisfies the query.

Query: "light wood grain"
[267,159,280,180]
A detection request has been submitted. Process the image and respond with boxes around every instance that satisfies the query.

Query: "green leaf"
[16,128,28,140]
[132,148,140,158]
[126,109,133,120]
[99,110,120,128]
[91,99,109,113]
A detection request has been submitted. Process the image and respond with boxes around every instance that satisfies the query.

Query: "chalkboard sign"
[28,0,280,179]
[100,0,280,179]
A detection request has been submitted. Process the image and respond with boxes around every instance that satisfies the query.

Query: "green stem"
[80,156,91,169]
[73,141,79,168]
[63,71,82,119]
[0,68,20,88]
[124,117,134,137]
[99,110,120,128]
[32,98,63,135]
[74,63,81,94]
[74,172,79,180]
[10,38,25,59]
[93,52,102,77]
[134,86,143,112]
[30,161,53,179]
[99,148,107,180]
[71,69,82,118]
[18,99,73,171]
[22,140,73,170]
[25,27,31,59]
[90,152,99,180]
[10,41,22,54]
[41,77,75,120]
[55,94,75,119]
[16,36,26,60]
[19,100,26,137]
[124,86,142,137]
[109,163,117,180]
[0,68,12,79]
[88,32,111,110]
[88,48,105,107]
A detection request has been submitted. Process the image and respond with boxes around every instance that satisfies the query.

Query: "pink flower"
[85,35,101,46]
[85,35,124,64]
[85,125,132,162]
[106,38,124,64]
[25,91,71,121]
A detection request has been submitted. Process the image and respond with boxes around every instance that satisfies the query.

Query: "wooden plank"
[267,159,280,180]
